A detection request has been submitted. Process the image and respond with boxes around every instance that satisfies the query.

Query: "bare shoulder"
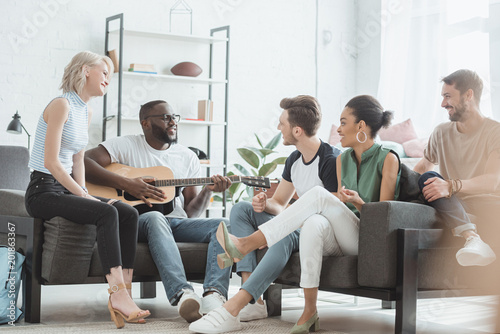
[383,152,400,171]
[44,97,70,121]
[47,97,70,110]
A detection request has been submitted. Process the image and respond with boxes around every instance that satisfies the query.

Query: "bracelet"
[81,186,88,194]
[446,179,462,198]
[446,180,453,198]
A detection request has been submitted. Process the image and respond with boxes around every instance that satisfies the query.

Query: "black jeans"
[25,171,139,274]
[418,171,476,236]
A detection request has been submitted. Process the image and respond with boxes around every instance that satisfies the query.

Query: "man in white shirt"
[85,100,232,323]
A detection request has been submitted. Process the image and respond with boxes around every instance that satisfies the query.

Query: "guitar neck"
[155,175,241,187]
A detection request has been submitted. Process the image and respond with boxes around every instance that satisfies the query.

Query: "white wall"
[0,0,357,177]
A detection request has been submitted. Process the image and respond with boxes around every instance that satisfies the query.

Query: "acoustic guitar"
[86,163,271,209]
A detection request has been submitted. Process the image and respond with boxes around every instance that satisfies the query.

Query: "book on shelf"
[198,100,213,121]
[129,63,156,72]
[128,69,158,74]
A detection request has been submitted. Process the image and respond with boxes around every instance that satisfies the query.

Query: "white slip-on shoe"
[201,293,226,314]
[189,306,242,333]
[178,288,203,323]
[456,235,496,266]
[239,301,268,322]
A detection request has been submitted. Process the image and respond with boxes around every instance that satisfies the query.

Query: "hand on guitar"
[252,192,267,213]
[206,175,232,192]
[125,177,166,207]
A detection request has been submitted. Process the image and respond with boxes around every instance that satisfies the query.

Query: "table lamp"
[6,111,31,150]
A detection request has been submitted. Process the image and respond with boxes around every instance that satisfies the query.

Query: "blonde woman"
[25,51,150,328]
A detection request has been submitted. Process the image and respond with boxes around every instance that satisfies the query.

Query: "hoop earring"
[356,131,367,143]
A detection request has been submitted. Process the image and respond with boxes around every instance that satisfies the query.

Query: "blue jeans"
[418,171,476,236]
[137,211,231,305]
[230,201,300,302]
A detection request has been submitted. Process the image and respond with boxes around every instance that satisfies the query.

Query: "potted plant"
[214,133,287,204]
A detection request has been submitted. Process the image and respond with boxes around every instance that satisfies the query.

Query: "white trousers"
[258,186,360,288]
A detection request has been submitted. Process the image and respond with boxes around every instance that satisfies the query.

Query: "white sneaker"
[178,288,202,323]
[201,293,226,314]
[239,301,268,322]
[456,235,496,266]
[189,306,242,333]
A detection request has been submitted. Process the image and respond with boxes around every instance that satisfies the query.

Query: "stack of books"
[128,63,157,74]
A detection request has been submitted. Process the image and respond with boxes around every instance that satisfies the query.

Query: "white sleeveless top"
[29,91,88,174]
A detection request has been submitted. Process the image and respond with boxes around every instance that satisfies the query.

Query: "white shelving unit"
[103,13,230,216]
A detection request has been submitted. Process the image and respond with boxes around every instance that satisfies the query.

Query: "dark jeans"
[25,171,139,274]
[418,171,476,236]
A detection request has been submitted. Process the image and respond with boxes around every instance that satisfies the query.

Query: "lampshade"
[6,111,31,150]
[7,111,22,134]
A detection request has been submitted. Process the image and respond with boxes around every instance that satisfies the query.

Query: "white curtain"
[377,0,494,138]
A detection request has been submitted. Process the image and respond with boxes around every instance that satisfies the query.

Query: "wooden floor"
[8,278,499,333]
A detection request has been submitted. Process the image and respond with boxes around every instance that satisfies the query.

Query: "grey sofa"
[1,145,498,333]
[0,145,209,324]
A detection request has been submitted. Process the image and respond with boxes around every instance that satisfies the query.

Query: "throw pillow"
[328,124,342,146]
[378,118,418,144]
[403,138,428,158]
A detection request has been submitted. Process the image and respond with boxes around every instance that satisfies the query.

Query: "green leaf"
[237,148,260,168]
[259,148,276,157]
[259,162,278,176]
[271,156,287,165]
[212,195,224,202]
[265,133,282,149]
[228,182,242,197]
[234,163,250,176]
[254,134,264,149]
[246,147,264,159]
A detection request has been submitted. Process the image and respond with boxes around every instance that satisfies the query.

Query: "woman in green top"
[215,95,400,333]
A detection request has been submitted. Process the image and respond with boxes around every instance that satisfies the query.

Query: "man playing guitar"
[84,100,233,323]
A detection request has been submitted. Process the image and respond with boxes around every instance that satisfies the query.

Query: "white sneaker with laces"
[239,301,268,322]
[456,235,496,266]
[178,288,202,323]
[201,293,226,314]
[189,306,242,333]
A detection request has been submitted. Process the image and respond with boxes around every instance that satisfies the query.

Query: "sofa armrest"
[0,189,30,217]
[358,201,440,288]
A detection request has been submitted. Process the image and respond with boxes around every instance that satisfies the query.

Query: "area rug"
[3,317,345,333]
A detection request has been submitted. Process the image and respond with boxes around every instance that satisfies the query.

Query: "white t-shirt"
[101,134,201,218]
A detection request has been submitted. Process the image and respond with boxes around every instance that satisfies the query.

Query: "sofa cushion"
[398,164,424,203]
[42,217,96,283]
[402,138,427,158]
[378,119,418,144]
[0,189,30,217]
[0,146,30,191]
[328,124,342,146]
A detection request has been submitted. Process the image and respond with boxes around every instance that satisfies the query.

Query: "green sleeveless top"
[341,143,401,217]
